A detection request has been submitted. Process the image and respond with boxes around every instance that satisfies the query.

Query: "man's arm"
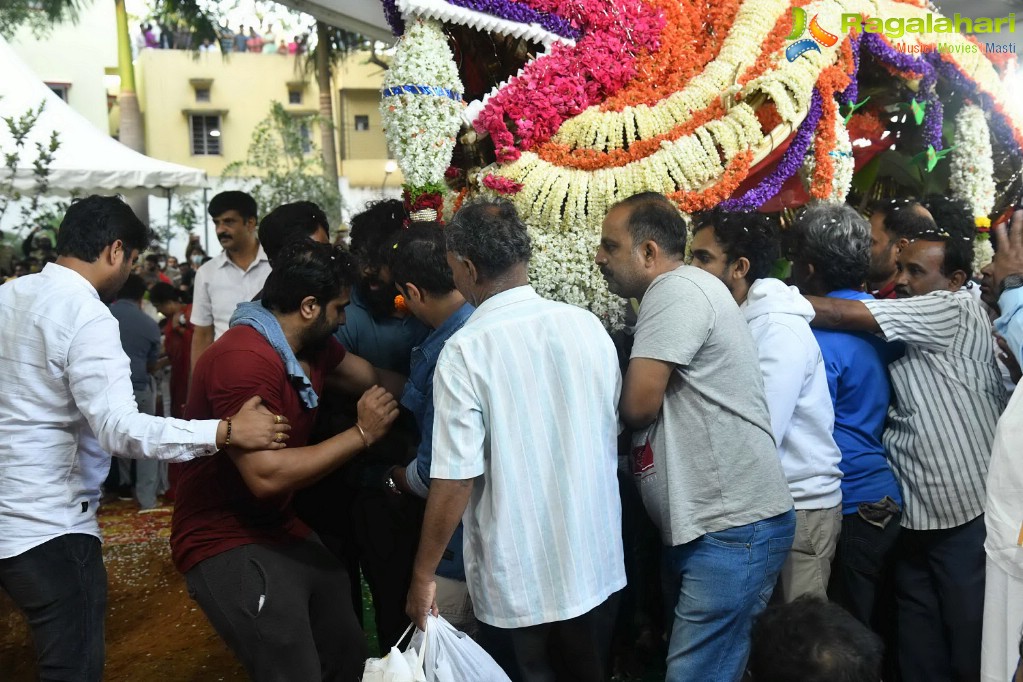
[405,477,475,629]
[68,317,290,460]
[993,213,1023,364]
[190,325,214,375]
[804,296,881,332]
[229,386,397,498]
[620,358,674,430]
[326,351,407,398]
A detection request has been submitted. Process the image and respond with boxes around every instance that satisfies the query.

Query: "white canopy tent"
[0,35,205,195]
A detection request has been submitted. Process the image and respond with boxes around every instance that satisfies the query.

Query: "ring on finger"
[275,432,284,443]
[274,414,283,424]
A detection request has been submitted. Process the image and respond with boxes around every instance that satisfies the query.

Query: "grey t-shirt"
[631,265,793,546]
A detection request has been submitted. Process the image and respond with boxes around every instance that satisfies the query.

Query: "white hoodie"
[742,278,843,509]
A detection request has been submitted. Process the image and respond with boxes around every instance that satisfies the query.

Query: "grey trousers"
[116,385,167,509]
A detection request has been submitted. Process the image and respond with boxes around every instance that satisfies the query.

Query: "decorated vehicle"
[379,0,1023,327]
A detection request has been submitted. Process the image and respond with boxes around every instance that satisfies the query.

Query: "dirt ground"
[0,502,246,681]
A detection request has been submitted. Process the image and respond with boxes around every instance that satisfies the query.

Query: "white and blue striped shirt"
[864,289,1008,530]
[431,286,626,628]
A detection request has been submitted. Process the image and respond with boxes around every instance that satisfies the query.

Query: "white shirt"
[190,246,271,339]
[0,264,220,559]
[431,286,626,628]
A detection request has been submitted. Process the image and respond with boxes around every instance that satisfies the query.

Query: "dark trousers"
[896,515,986,682]
[829,509,901,626]
[477,591,622,682]
[0,534,107,682]
[185,538,368,682]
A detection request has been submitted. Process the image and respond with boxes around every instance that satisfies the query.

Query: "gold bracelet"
[355,422,371,448]
[224,417,232,447]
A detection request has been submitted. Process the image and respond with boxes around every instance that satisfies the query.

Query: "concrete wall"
[10,2,118,135]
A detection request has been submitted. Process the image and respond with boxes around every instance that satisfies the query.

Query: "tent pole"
[165,188,172,253]
[203,187,210,252]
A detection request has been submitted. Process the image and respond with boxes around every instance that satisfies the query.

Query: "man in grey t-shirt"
[596,192,794,682]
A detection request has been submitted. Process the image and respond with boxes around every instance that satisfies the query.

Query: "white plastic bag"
[409,615,511,682]
[362,624,427,682]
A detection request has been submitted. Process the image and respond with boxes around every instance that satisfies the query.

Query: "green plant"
[224,101,343,231]
[0,98,69,236]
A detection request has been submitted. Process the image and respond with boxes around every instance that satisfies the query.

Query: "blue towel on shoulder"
[229,301,319,409]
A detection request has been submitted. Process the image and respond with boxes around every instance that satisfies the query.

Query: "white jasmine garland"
[800,114,854,202]
[949,104,995,219]
[381,18,464,189]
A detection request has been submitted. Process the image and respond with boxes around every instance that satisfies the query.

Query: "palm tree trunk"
[115,0,147,222]
[316,21,340,189]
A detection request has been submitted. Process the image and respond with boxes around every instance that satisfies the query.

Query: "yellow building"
[134,48,401,190]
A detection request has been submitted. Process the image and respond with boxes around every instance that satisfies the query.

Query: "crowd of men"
[0,187,1021,682]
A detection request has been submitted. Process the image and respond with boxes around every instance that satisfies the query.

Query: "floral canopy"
[378,0,1023,327]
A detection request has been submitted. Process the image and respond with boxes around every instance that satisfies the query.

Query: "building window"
[288,90,302,105]
[299,121,312,154]
[189,114,221,155]
[195,87,211,103]
[46,83,69,102]
[354,115,369,131]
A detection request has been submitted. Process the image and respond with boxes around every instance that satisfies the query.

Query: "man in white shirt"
[982,212,1023,682]
[689,208,843,602]
[190,191,271,371]
[405,200,626,681]
[0,195,288,682]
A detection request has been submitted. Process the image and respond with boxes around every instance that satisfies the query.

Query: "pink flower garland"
[474,0,665,162]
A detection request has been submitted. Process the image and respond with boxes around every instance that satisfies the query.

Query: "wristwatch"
[1001,273,1023,295]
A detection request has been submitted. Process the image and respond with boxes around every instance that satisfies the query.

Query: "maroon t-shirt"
[170,325,345,574]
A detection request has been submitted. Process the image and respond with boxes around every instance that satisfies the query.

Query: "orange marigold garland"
[668,150,754,213]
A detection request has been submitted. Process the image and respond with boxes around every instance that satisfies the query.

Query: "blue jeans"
[0,534,107,681]
[663,509,795,682]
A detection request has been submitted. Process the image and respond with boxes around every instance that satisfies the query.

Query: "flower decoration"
[801,110,853,203]
[381,17,465,211]
[394,294,409,313]
[385,0,1023,326]
[949,104,996,271]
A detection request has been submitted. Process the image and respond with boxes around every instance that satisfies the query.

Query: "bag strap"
[417,617,429,668]
[395,622,415,649]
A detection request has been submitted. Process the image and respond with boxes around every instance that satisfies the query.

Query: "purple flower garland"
[837,32,860,106]
[860,32,943,151]
[442,0,581,40]
[721,88,824,210]
[928,53,1021,155]
[382,0,405,36]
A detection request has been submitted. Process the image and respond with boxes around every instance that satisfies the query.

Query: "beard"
[359,280,396,317]
[298,312,338,358]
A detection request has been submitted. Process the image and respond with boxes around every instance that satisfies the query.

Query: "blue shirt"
[996,287,1023,366]
[334,287,429,373]
[109,299,161,391]
[400,302,474,580]
[812,290,902,514]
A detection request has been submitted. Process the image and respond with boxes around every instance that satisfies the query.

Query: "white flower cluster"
[800,114,853,202]
[527,220,627,331]
[949,104,995,218]
[949,104,996,272]
[973,238,994,276]
[381,18,464,189]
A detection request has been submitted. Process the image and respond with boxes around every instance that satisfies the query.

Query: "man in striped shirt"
[405,200,626,681]
[807,219,1008,682]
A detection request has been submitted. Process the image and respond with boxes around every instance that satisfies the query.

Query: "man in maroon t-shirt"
[171,240,399,682]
